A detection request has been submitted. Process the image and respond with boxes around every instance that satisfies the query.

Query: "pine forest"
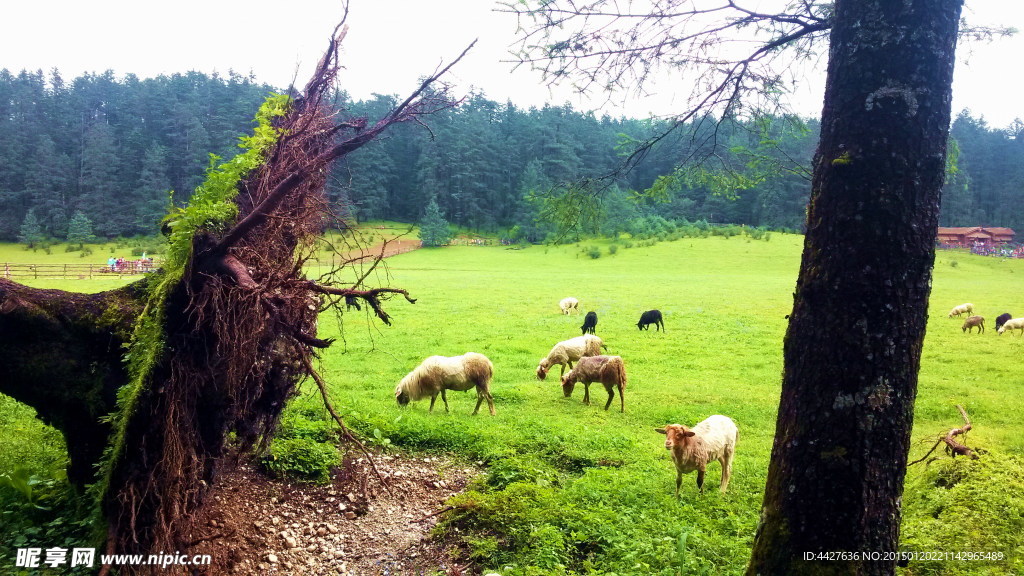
[0,67,1021,244]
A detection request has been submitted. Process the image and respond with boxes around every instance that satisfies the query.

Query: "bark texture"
[747,1,963,574]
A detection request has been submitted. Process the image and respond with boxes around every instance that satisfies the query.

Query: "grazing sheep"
[536,334,605,380]
[637,309,665,331]
[962,315,985,334]
[655,415,738,497]
[559,297,580,315]
[948,303,973,318]
[581,311,598,335]
[998,317,1024,336]
[996,312,1012,331]
[395,352,495,415]
[560,355,627,412]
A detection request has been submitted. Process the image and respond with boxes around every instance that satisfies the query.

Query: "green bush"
[277,410,337,443]
[0,469,93,568]
[587,246,602,259]
[487,454,560,490]
[259,408,340,482]
[260,437,340,483]
[900,452,1024,575]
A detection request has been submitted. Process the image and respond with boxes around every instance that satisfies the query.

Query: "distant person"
[107,256,116,271]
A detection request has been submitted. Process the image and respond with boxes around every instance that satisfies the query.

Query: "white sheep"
[998,317,1024,336]
[655,415,738,497]
[395,353,495,415]
[535,334,605,380]
[559,297,580,315]
[948,303,973,318]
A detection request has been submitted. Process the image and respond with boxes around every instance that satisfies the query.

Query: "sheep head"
[395,387,410,406]
[536,360,550,380]
[560,374,577,397]
[656,424,696,450]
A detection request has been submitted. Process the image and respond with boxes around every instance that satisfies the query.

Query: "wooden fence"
[2,261,157,280]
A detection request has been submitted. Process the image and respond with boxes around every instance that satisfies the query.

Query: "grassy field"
[2,232,1023,575]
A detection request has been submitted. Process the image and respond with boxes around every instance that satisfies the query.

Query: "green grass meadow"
[2,234,1023,574]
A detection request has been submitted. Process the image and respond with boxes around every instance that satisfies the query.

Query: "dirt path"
[189,452,480,576]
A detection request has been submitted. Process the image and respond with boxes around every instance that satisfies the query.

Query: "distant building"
[937,226,1016,247]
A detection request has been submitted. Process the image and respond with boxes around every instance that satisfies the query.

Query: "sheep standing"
[395,352,495,415]
[962,315,984,334]
[998,317,1024,336]
[580,311,598,335]
[536,334,605,380]
[637,309,665,331]
[560,355,627,412]
[995,312,1012,331]
[559,297,580,315]
[656,415,737,496]
[948,303,973,318]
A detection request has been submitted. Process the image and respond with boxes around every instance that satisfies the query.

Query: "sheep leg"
[619,382,625,413]
[428,394,437,412]
[441,389,450,413]
[696,466,706,493]
[675,470,682,499]
[484,391,496,416]
[582,382,591,405]
[720,456,732,493]
[603,384,614,411]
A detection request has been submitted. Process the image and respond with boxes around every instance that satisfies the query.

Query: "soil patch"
[187,452,482,575]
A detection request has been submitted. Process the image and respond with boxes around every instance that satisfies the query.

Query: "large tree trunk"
[747,1,963,574]
[0,278,146,486]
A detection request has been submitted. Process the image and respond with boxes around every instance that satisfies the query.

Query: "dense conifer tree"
[418,196,453,247]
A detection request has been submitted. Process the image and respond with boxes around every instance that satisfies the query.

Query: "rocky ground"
[188,451,484,576]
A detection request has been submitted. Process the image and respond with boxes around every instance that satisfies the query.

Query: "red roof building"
[937,226,1015,247]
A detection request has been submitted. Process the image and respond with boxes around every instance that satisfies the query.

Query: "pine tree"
[66,211,95,246]
[17,208,45,248]
[418,197,452,247]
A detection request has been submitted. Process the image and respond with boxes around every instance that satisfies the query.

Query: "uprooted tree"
[0,21,470,569]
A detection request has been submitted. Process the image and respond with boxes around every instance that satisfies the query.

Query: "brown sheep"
[655,415,738,497]
[559,355,626,412]
[962,315,984,334]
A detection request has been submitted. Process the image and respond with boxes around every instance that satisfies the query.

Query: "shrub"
[260,408,339,482]
[260,437,340,483]
[587,246,602,259]
[901,452,1024,575]
[486,454,560,490]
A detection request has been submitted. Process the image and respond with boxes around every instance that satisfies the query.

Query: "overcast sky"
[2,1,1021,127]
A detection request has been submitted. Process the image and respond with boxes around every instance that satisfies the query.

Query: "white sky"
[1,0,1021,127]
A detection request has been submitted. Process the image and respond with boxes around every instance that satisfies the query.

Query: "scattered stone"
[184,453,481,574]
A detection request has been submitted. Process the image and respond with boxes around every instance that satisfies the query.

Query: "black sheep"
[637,309,665,331]
[581,311,598,335]
[996,312,1012,331]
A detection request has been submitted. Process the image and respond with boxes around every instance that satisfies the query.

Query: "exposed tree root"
[909,405,980,466]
